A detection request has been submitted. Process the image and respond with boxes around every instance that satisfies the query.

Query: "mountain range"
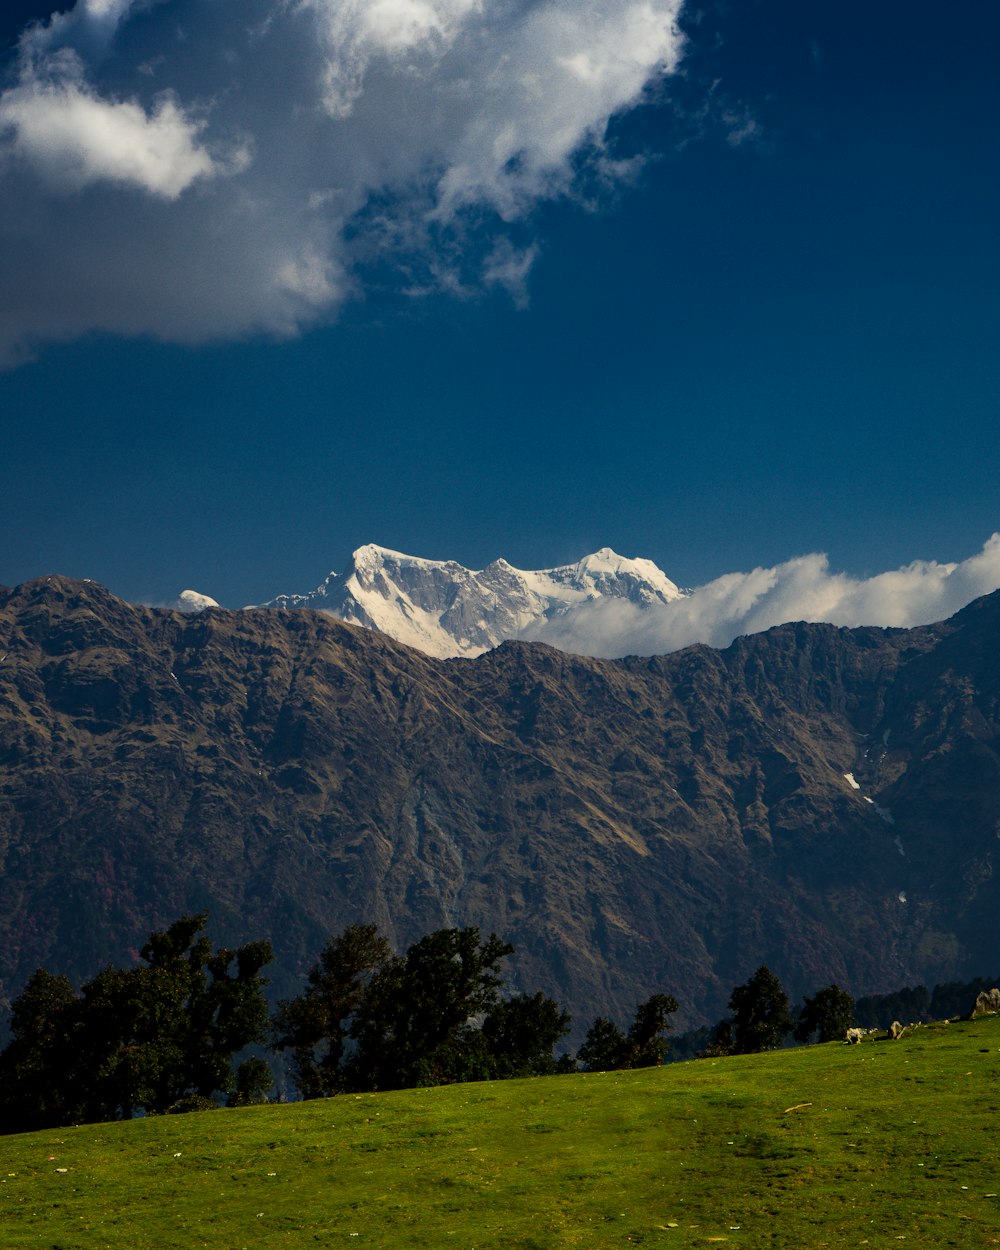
[1,573,999,1037]
[247,545,686,659]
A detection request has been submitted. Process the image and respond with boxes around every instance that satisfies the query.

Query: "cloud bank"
[525,534,1000,657]
[0,0,685,362]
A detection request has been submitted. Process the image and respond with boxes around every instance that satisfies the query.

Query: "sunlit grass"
[2,1016,999,1249]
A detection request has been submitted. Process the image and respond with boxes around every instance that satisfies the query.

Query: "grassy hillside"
[2,1017,998,1249]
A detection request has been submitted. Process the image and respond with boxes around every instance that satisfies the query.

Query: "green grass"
[2,1017,999,1249]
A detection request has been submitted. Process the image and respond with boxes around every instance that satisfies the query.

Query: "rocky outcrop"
[968,988,1000,1018]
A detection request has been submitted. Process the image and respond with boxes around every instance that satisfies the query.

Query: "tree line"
[5,911,961,1136]
[697,966,854,1056]
[0,914,683,1134]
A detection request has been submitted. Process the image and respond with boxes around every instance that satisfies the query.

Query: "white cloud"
[524,534,1000,658]
[0,55,219,198]
[173,589,220,613]
[83,0,134,19]
[482,237,538,307]
[0,0,686,362]
[432,1,685,218]
[304,0,483,116]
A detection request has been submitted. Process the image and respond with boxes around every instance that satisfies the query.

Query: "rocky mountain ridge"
[1,574,998,1034]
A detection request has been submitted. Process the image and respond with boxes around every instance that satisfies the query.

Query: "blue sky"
[1,0,998,623]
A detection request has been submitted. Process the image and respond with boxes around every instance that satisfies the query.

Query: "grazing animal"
[845,1027,864,1044]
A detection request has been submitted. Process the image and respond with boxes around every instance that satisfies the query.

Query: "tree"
[347,927,514,1090]
[728,966,792,1054]
[578,1016,628,1072]
[578,993,679,1071]
[0,915,273,1132]
[625,993,679,1067]
[482,992,571,1077]
[0,969,79,1133]
[271,924,393,1098]
[95,914,274,1116]
[228,1057,273,1107]
[699,1018,735,1059]
[276,925,574,1094]
[794,984,855,1044]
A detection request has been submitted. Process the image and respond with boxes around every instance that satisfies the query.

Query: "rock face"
[968,988,1000,1018]
[252,544,685,659]
[1,575,999,1033]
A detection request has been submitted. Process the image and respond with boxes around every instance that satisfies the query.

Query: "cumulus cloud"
[524,534,1000,658]
[0,0,685,363]
[0,53,220,198]
[173,589,220,613]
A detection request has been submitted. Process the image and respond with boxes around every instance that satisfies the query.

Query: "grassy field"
[2,1016,998,1249]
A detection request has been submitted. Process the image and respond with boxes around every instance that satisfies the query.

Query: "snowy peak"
[540,547,683,603]
[174,589,220,613]
[252,545,685,658]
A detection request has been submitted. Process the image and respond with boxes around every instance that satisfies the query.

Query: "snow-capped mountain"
[174,589,220,613]
[252,544,686,658]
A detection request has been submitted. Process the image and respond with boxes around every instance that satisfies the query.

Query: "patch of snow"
[844,772,861,790]
[898,891,907,904]
[894,836,906,857]
[875,804,895,825]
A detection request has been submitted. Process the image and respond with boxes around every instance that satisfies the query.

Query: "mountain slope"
[252,544,685,658]
[1,575,997,1033]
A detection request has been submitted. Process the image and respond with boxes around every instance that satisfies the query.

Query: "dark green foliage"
[727,966,792,1054]
[851,977,1000,1029]
[228,1056,274,1107]
[347,928,514,1090]
[854,984,931,1029]
[481,992,571,1077]
[627,993,680,1067]
[0,915,273,1133]
[578,994,679,1071]
[929,975,1000,1020]
[700,1018,735,1058]
[794,984,855,1044]
[666,1025,713,1062]
[0,969,78,1130]
[578,1017,629,1072]
[271,924,392,1098]
[276,926,573,1095]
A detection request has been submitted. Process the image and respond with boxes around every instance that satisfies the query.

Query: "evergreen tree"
[625,993,680,1066]
[277,925,573,1094]
[482,992,571,1077]
[853,984,930,1029]
[794,984,854,1044]
[728,965,792,1054]
[578,1016,629,1071]
[699,1018,735,1058]
[578,994,679,1071]
[271,924,392,1098]
[228,1056,274,1107]
[347,927,514,1090]
[0,969,79,1132]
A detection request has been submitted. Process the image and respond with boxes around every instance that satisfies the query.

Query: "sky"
[0,0,998,649]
